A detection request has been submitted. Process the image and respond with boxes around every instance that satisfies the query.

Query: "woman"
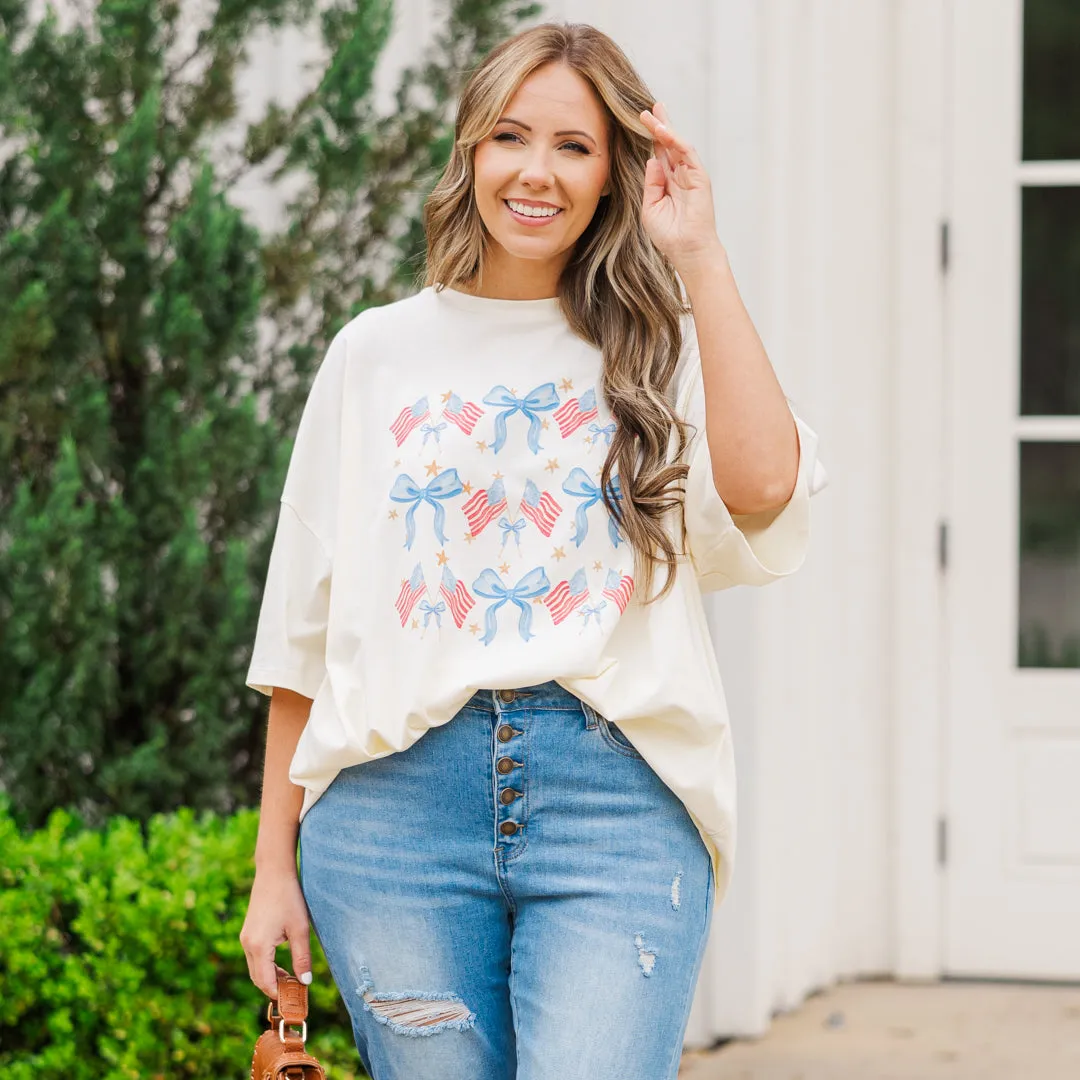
[240,20,827,1080]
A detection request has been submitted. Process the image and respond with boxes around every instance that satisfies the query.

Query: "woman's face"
[472,62,612,288]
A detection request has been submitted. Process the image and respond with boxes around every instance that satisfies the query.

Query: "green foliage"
[0,796,363,1078]
[0,0,541,831]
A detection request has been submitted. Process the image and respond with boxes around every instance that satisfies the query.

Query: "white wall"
[239,0,927,1046]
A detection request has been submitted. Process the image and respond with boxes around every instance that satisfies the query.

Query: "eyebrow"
[495,117,598,146]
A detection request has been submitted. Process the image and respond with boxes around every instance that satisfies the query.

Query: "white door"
[946,0,1080,979]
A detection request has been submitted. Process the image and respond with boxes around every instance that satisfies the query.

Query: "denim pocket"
[597,715,644,759]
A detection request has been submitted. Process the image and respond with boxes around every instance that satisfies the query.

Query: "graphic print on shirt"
[389,467,464,548]
[441,392,485,435]
[473,566,551,644]
[390,396,430,446]
[483,382,559,453]
[387,377,633,640]
[562,467,623,548]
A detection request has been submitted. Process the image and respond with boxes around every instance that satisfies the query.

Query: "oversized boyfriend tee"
[245,283,829,903]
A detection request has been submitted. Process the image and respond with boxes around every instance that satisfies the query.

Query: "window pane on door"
[1023,0,1080,160]
[1020,187,1080,416]
[1018,441,1080,668]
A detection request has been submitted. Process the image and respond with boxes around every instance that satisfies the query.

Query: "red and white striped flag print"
[395,563,427,625]
[462,477,507,537]
[439,565,476,628]
[442,392,484,435]
[543,567,590,625]
[390,397,430,446]
[554,387,598,438]
[602,568,634,614]
[519,478,561,536]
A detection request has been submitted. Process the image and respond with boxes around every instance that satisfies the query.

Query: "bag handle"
[267,973,309,1048]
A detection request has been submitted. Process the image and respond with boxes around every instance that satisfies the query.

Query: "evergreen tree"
[0,0,539,830]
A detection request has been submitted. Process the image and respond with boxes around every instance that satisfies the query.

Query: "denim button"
[499,820,520,835]
[498,689,517,703]
[497,757,516,774]
[497,724,515,743]
[499,788,521,805]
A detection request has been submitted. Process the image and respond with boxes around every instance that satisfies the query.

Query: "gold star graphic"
[541,419,550,430]
[559,378,574,393]
[462,481,473,494]
[436,549,449,566]
[388,509,399,519]
[424,459,440,476]
[468,623,480,635]
[584,436,593,446]
[593,561,603,572]
[532,596,545,604]
[552,546,566,561]
[492,469,504,480]
[441,390,453,403]
[509,387,517,396]
[544,458,559,473]
[499,562,511,575]
[400,578,408,586]
[393,458,401,467]
[464,533,475,544]
[411,618,419,630]
[476,440,488,453]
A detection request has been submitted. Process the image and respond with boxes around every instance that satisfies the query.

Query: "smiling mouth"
[504,199,563,221]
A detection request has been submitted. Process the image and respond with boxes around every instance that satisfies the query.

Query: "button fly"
[498,689,517,703]
[499,820,520,836]
[499,788,521,805]
[497,724,517,743]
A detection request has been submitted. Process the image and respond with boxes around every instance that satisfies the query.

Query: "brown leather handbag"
[250,972,327,1080]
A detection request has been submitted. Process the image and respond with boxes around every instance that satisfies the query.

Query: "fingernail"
[300,971,313,985]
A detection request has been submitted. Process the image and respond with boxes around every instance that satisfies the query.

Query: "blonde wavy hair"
[422,21,695,604]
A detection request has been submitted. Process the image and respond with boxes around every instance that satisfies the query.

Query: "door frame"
[890,0,952,979]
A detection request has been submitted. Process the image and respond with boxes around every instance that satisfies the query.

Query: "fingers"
[290,930,314,987]
[639,104,700,172]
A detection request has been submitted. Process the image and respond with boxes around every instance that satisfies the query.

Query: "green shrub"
[0,796,362,1078]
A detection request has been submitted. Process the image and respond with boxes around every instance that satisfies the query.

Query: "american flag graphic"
[439,565,476,628]
[390,397,430,446]
[554,387,598,438]
[602,568,635,614]
[462,477,507,537]
[395,563,427,625]
[442,392,484,435]
[543,567,590,625]
[519,478,562,536]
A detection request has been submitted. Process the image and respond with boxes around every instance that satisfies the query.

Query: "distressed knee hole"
[354,973,476,1038]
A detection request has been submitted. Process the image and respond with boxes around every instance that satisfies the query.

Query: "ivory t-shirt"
[245,284,829,903]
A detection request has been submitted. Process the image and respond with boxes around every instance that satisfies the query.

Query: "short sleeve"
[245,331,348,698]
[673,314,829,593]
[245,504,332,698]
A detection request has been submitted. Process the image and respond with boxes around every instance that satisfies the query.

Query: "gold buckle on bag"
[267,999,308,1043]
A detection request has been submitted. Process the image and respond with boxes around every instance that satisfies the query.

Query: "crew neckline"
[427,283,563,316]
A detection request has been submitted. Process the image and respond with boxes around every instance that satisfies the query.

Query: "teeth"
[507,200,560,218]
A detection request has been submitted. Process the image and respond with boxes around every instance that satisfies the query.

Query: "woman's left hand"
[639,102,725,273]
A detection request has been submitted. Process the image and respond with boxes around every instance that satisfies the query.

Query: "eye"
[560,141,590,154]
[493,131,523,144]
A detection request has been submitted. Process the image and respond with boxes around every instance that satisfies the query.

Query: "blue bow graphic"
[579,601,607,628]
[389,469,464,549]
[472,566,550,645]
[498,516,527,551]
[419,599,446,629]
[561,468,623,548]
[483,383,559,454]
[588,421,616,446]
[421,421,447,445]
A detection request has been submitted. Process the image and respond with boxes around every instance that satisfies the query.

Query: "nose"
[517,145,555,189]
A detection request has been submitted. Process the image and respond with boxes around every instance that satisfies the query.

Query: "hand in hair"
[639,102,725,274]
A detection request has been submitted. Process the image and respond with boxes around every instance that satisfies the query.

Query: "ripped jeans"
[297,679,715,1080]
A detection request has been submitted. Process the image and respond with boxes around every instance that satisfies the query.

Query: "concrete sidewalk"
[678,979,1080,1080]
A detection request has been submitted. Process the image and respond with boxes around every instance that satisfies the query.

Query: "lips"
[503,199,563,224]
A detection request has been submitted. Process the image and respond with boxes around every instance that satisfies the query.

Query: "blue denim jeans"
[297,679,714,1079]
